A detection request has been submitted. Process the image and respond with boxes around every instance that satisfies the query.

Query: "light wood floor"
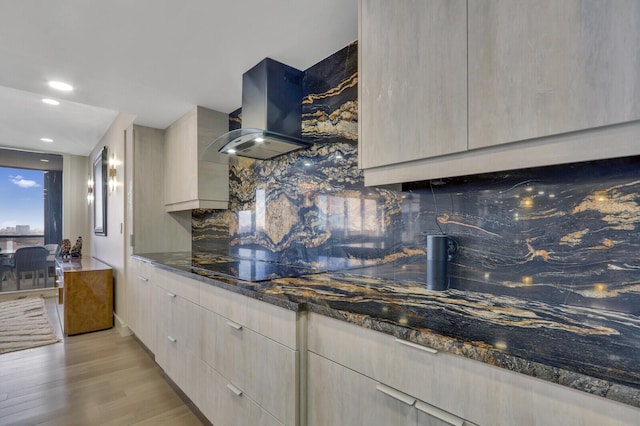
[0,297,207,426]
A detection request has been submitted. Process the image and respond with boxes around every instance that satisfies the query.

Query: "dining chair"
[11,246,49,290]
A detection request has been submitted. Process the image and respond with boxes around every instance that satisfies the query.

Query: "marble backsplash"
[193,41,640,317]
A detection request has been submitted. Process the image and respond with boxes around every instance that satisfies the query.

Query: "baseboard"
[113,312,132,337]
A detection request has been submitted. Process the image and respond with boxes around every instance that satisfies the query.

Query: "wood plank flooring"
[0,297,207,426]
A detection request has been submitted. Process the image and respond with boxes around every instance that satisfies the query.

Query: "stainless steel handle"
[415,400,464,426]
[167,336,177,343]
[167,292,176,298]
[395,338,438,354]
[226,321,243,330]
[138,275,149,282]
[375,384,416,406]
[226,383,243,396]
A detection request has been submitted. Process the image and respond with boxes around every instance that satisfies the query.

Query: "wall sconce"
[108,153,117,193]
[87,176,94,204]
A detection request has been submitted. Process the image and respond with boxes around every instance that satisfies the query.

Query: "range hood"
[201,58,311,161]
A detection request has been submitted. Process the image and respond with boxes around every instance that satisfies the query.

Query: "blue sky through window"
[0,166,44,233]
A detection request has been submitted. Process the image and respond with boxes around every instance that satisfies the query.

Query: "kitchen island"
[131,251,640,424]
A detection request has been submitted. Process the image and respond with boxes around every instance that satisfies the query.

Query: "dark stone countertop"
[132,251,640,408]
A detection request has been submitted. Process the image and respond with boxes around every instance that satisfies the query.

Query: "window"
[0,167,45,250]
[0,148,63,251]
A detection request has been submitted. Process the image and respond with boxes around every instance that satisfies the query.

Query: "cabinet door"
[359,0,467,169]
[307,352,415,426]
[128,259,155,353]
[164,107,197,207]
[201,307,297,425]
[468,0,640,149]
[155,284,201,401]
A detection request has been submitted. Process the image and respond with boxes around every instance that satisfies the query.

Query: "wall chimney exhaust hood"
[201,58,311,161]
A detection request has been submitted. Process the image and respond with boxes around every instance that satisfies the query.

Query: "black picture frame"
[93,146,108,236]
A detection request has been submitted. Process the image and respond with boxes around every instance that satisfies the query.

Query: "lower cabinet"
[308,351,470,426]
[198,360,284,426]
[129,261,299,425]
[127,258,156,352]
[307,312,640,426]
[308,351,415,426]
[130,263,640,426]
[154,280,200,402]
[199,284,299,426]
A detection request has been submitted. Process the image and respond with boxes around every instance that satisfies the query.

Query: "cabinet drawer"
[200,308,297,426]
[198,361,283,426]
[154,267,199,304]
[199,282,297,349]
[308,351,416,426]
[308,313,441,401]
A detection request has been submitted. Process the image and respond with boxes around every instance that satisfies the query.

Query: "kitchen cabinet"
[308,351,473,426]
[358,0,467,169]
[153,268,200,402]
[359,0,640,186]
[468,0,640,150]
[307,312,640,426]
[127,257,156,353]
[164,106,229,212]
[199,283,299,426]
[198,361,284,426]
[308,351,416,426]
[127,125,191,253]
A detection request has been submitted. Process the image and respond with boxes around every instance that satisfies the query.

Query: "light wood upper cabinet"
[468,0,640,149]
[164,106,229,211]
[359,0,640,186]
[358,0,467,169]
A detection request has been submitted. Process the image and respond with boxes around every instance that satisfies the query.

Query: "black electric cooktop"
[194,259,319,282]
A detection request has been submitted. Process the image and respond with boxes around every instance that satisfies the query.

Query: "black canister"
[426,234,456,291]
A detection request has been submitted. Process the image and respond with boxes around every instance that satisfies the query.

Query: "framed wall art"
[93,146,108,236]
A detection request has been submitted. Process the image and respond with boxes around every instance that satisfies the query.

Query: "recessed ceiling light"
[40,159,49,163]
[227,149,237,154]
[42,98,60,106]
[40,137,54,143]
[254,137,265,143]
[48,80,73,91]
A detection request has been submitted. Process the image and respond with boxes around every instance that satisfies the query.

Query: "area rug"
[0,297,60,354]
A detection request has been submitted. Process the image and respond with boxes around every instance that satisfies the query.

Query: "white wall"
[62,154,90,250]
[88,112,135,327]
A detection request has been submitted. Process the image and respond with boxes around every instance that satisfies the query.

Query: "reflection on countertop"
[133,251,640,408]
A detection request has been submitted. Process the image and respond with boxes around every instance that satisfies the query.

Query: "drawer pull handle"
[395,338,438,354]
[226,321,243,330]
[375,384,415,406]
[167,336,177,343]
[138,276,149,282]
[226,383,243,396]
[415,400,464,426]
[167,292,176,298]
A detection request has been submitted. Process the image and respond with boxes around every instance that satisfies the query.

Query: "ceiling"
[0,1,358,157]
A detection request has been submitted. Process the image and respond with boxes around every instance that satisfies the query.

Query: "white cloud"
[9,175,40,189]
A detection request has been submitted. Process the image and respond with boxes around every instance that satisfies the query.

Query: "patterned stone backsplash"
[193,41,640,316]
